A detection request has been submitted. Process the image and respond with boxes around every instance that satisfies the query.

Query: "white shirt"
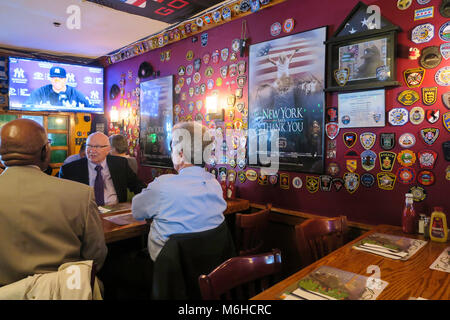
[87,159,118,205]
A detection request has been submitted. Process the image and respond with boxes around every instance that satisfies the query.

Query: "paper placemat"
[103,212,137,226]
[429,247,450,273]
[352,233,427,261]
[280,265,388,300]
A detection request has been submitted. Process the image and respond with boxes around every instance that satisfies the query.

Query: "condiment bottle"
[227,175,236,200]
[429,207,448,243]
[418,214,426,234]
[402,193,417,234]
[220,173,227,200]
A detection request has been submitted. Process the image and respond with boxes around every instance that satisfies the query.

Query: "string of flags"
[105,0,285,65]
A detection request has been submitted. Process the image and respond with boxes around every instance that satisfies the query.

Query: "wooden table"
[101,203,149,244]
[102,198,250,244]
[252,224,450,300]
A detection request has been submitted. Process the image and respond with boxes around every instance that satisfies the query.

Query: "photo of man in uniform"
[26,66,91,108]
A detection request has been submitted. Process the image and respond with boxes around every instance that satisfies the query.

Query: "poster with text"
[248,27,326,174]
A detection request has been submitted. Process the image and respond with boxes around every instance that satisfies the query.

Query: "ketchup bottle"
[402,193,417,234]
[220,174,227,200]
[227,175,236,200]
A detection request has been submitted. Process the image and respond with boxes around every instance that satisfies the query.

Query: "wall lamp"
[110,106,119,124]
[205,94,224,121]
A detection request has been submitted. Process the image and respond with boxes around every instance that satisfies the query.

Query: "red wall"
[105,0,450,226]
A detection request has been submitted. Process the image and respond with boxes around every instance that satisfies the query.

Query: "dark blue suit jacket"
[58,155,146,203]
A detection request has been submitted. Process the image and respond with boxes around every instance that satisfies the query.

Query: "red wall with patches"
[105,0,450,226]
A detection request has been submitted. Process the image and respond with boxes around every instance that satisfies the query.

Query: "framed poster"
[139,75,173,168]
[248,27,327,174]
[338,89,385,128]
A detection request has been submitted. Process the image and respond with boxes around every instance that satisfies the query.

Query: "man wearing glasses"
[59,132,145,205]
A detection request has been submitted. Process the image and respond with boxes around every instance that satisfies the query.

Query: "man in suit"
[59,132,145,205]
[0,119,107,286]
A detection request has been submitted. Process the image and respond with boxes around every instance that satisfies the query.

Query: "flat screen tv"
[8,57,104,113]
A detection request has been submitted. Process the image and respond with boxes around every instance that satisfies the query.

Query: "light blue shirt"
[87,159,118,205]
[132,166,226,261]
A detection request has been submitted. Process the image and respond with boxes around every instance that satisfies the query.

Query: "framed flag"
[325,1,401,92]
[139,75,173,168]
[248,26,327,174]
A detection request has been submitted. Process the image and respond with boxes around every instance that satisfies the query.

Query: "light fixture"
[205,94,224,121]
[110,106,119,124]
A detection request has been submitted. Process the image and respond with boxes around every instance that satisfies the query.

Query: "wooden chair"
[294,216,348,267]
[198,249,282,300]
[235,203,272,256]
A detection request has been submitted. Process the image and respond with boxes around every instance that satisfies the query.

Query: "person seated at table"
[63,142,86,165]
[132,121,227,262]
[0,119,107,286]
[59,132,146,206]
[109,134,138,174]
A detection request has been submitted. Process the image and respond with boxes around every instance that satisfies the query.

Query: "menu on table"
[429,247,450,273]
[280,265,388,300]
[352,233,427,260]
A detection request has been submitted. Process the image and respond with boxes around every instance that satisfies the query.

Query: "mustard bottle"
[429,207,448,243]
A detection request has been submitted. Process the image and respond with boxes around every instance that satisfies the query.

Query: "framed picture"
[248,27,327,174]
[325,1,401,92]
[139,75,173,168]
[338,89,386,128]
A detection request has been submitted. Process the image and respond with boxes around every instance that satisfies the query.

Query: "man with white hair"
[132,121,227,262]
[59,131,145,205]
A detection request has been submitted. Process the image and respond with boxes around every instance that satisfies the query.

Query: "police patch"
[397,167,416,184]
[343,132,357,148]
[418,150,437,169]
[334,68,349,86]
[344,172,359,194]
[380,133,396,150]
[417,170,435,186]
[361,150,377,171]
[360,173,375,188]
[420,127,439,145]
[404,67,425,87]
[397,150,417,167]
[360,132,376,150]
[320,175,333,192]
[326,122,339,140]
[306,176,319,193]
[443,112,450,132]
[398,90,420,106]
[389,108,409,126]
[377,172,396,190]
[378,151,397,171]
[422,87,437,105]
[409,107,425,125]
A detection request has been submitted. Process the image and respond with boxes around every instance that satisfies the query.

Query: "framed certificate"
[338,89,385,128]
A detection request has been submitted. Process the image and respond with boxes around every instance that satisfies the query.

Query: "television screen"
[8,57,104,113]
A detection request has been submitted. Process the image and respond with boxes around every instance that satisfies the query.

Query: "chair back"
[295,216,348,267]
[235,204,271,256]
[198,249,282,300]
[152,221,236,300]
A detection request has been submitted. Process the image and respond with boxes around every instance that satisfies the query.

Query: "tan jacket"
[0,166,107,286]
[0,260,102,300]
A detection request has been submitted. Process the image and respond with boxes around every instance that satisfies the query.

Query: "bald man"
[0,119,107,286]
[58,132,145,205]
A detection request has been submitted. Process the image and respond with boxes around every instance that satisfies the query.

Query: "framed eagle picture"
[248,26,327,174]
